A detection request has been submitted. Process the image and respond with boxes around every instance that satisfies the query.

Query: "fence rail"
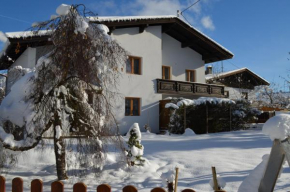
[0,176,227,192]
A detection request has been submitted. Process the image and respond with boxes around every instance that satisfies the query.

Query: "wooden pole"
[174,167,179,192]
[211,167,218,191]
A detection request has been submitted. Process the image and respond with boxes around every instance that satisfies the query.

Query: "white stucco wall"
[111,26,163,134]
[225,87,252,100]
[162,33,205,83]
[11,47,36,69]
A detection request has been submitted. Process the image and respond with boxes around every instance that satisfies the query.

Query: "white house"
[0,16,234,134]
[205,66,270,100]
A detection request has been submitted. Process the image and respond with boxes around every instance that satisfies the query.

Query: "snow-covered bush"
[126,123,145,166]
[167,97,260,134]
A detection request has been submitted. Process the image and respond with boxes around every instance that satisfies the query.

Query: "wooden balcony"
[156,79,226,97]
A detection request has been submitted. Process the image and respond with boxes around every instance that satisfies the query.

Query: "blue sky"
[0,0,290,91]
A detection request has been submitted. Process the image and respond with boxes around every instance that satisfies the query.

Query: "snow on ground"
[1,129,290,192]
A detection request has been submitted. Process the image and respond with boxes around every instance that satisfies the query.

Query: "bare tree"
[0,4,127,180]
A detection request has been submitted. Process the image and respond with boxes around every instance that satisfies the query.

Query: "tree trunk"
[53,128,68,180]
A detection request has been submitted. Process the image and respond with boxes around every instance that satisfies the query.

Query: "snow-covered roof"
[5,30,52,39]
[89,15,234,56]
[205,67,270,85]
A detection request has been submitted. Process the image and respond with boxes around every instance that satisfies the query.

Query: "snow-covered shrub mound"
[183,128,196,136]
[262,114,290,140]
[126,123,145,166]
[209,175,226,190]
[161,169,175,191]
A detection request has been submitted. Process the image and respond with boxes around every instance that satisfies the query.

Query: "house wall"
[225,87,251,100]
[162,33,205,83]
[111,26,163,134]
[11,47,36,69]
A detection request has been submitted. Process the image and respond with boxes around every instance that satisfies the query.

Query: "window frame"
[125,97,141,116]
[126,56,142,75]
[185,69,196,82]
[162,65,171,80]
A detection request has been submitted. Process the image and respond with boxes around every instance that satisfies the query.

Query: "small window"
[224,91,229,98]
[186,70,195,82]
[242,92,248,100]
[162,66,171,80]
[125,97,141,116]
[126,56,141,75]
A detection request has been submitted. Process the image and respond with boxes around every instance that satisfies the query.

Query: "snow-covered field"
[1,128,290,192]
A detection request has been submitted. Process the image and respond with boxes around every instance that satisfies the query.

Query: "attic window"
[126,56,141,75]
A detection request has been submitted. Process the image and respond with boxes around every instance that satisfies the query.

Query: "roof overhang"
[0,16,234,70]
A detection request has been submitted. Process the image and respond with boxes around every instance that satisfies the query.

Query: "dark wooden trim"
[156,79,225,97]
[139,24,148,33]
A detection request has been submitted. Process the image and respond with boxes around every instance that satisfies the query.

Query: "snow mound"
[183,128,196,136]
[56,4,71,16]
[209,175,226,189]
[165,103,179,109]
[262,114,290,140]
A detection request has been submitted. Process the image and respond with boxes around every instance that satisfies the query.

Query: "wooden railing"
[0,176,227,192]
[156,79,226,97]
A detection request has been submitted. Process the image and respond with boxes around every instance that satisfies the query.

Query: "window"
[242,92,248,100]
[126,56,141,75]
[224,91,229,98]
[162,66,171,80]
[186,70,195,82]
[125,97,141,116]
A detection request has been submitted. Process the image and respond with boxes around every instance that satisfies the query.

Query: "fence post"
[0,176,5,192]
[97,184,111,192]
[31,179,43,192]
[151,187,166,192]
[123,185,138,192]
[12,177,23,192]
[51,181,64,192]
[73,183,87,192]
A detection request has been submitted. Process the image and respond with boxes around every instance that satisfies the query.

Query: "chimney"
[205,65,212,75]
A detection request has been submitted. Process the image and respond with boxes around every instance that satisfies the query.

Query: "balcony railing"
[156,79,226,97]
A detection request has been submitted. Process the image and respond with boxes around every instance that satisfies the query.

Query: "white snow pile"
[238,154,270,192]
[56,4,71,16]
[165,103,179,109]
[0,31,10,57]
[0,70,35,127]
[167,97,235,109]
[209,175,226,190]
[262,114,290,140]
[183,128,196,136]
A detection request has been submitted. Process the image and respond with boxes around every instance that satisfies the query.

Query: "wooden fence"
[0,176,226,192]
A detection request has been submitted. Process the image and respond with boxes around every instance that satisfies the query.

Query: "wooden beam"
[139,24,148,33]
[181,39,200,48]
[162,23,176,33]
